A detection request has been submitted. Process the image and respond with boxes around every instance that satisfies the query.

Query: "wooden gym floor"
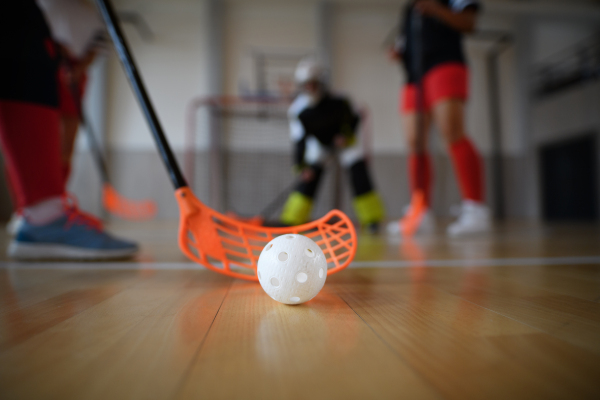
[0,221,599,399]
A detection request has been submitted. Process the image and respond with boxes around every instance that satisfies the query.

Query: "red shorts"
[400,62,468,114]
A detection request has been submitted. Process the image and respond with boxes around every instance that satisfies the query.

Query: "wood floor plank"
[544,264,600,283]
[0,270,231,400]
[0,269,97,311]
[486,265,600,302]
[177,280,442,400]
[0,270,144,350]
[0,221,598,399]
[428,268,600,354]
[335,279,600,400]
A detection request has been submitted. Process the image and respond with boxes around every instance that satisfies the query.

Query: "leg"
[57,67,84,184]
[403,111,433,206]
[338,138,385,228]
[386,85,436,236]
[425,62,484,203]
[0,1,137,259]
[60,116,79,181]
[280,137,329,226]
[0,101,64,210]
[432,98,490,236]
[347,160,385,229]
[432,99,484,203]
[280,164,324,226]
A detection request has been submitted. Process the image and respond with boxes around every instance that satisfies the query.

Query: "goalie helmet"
[295,57,328,85]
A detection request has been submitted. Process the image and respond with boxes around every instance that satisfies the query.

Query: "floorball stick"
[95,0,357,281]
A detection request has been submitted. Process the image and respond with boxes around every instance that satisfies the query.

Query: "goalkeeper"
[279,58,385,232]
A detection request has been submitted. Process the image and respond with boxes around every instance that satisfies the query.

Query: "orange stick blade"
[102,184,158,221]
[225,211,265,226]
[175,187,357,281]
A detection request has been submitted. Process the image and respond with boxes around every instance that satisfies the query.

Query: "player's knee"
[407,135,427,153]
[442,128,466,145]
[296,165,323,198]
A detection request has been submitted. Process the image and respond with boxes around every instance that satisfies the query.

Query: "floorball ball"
[257,234,327,304]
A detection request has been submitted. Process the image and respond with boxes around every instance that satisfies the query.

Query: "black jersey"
[298,94,359,146]
[398,0,480,84]
[289,93,360,167]
[0,0,59,107]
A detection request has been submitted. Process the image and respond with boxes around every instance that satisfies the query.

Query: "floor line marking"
[349,256,600,268]
[1,256,599,270]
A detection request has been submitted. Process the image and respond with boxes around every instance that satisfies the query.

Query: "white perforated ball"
[257,234,327,305]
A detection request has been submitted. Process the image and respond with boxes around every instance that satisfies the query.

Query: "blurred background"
[2,0,598,224]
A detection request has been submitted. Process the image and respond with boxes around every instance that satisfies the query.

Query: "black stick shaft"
[81,110,111,184]
[95,0,187,189]
[69,82,110,184]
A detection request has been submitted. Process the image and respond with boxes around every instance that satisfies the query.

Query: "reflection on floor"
[0,220,599,399]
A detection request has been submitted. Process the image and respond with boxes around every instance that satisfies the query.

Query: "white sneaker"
[447,200,492,237]
[6,213,24,236]
[386,207,436,236]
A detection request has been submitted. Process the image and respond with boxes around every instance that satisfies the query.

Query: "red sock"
[408,153,432,207]
[0,101,64,208]
[449,137,484,202]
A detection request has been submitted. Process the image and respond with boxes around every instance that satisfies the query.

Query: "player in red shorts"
[387,0,491,236]
[5,0,107,235]
[0,0,137,259]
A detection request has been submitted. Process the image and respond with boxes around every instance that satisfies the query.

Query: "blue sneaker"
[8,206,138,260]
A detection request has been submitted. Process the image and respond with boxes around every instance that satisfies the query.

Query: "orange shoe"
[386,191,435,237]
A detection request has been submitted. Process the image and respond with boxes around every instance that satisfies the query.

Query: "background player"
[279,58,385,233]
[387,0,491,236]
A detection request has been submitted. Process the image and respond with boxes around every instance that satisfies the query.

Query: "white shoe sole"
[447,223,492,237]
[6,215,23,237]
[7,241,138,260]
[386,217,436,236]
[386,221,401,235]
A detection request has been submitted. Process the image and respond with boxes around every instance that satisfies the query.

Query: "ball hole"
[265,244,273,251]
[319,268,324,278]
[296,272,308,283]
[305,248,315,258]
[270,277,280,287]
[278,252,288,262]
[286,235,295,239]
[290,297,300,302]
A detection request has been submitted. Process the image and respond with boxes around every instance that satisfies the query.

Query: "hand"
[414,0,444,17]
[300,168,315,182]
